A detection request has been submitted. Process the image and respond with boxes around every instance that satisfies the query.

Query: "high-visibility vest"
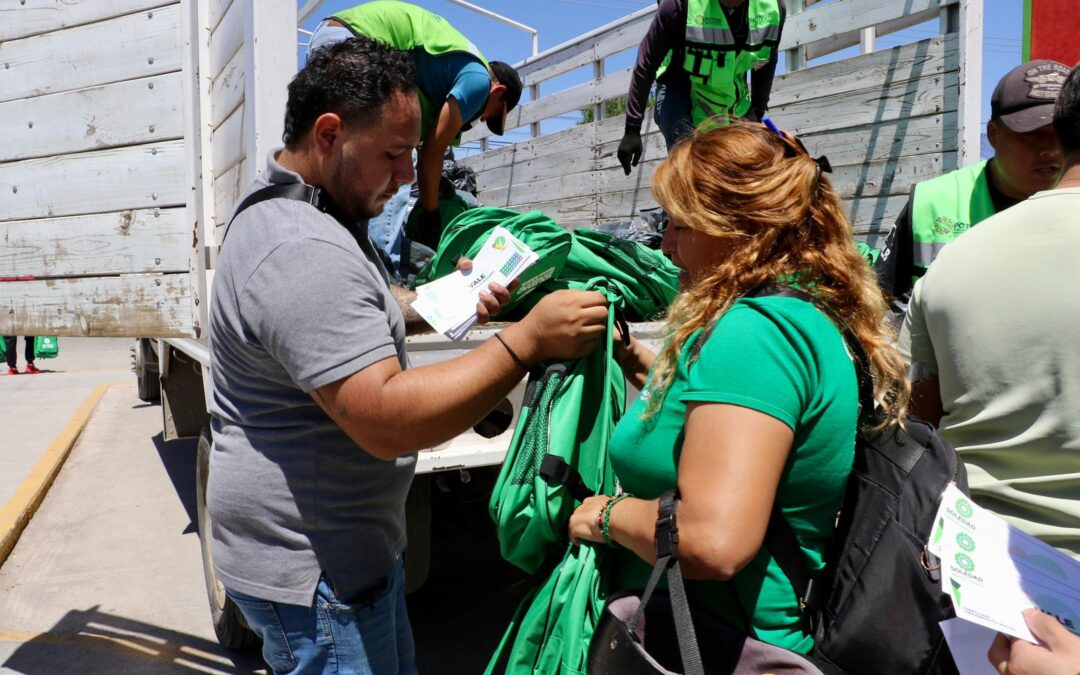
[332,0,491,142]
[910,160,996,280]
[658,0,782,126]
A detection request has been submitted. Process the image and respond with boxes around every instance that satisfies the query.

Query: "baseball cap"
[486,61,523,135]
[990,59,1072,133]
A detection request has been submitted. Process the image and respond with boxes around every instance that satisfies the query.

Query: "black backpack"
[746,286,968,675]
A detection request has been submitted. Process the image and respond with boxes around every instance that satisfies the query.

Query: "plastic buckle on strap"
[655,490,680,560]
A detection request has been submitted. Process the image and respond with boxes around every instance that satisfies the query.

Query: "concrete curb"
[0,384,111,567]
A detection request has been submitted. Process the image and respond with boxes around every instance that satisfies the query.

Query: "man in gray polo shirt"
[208,36,609,674]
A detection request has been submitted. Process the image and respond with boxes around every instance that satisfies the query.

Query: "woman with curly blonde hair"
[569,120,909,658]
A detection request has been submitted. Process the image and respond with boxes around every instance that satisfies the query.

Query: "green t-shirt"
[609,296,857,653]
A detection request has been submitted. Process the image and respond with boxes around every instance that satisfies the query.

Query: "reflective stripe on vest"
[332,0,490,142]
[910,160,996,274]
[678,0,781,126]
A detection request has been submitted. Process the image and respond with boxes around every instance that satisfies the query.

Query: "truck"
[0,0,984,650]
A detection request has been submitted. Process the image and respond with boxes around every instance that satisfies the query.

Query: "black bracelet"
[494,333,528,372]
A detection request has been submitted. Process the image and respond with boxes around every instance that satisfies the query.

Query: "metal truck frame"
[0,0,982,650]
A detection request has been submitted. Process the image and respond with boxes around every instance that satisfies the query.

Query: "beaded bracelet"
[600,494,631,547]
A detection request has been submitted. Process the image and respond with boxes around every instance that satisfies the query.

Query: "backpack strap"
[222,182,392,285]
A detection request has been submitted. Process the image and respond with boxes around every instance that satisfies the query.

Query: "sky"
[297,0,1024,156]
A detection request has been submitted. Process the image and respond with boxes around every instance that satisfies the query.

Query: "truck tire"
[196,427,260,650]
[404,475,432,595]
[135,338,161,403]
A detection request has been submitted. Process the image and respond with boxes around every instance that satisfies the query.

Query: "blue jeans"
[226,559,417,675]
[654,79,695,151]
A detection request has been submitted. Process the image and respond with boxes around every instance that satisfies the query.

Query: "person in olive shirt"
[571,122,909,656]
[870,60,1069,307]
[617,0,785,175]
[309,0,523,247]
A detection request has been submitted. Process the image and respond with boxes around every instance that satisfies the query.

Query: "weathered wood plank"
[780,0,956,52]
[210,0,244,81]
[462,67,632,145]
[845,195,907,235]
[209,0,234,32]
[0,0,176,42]
[770,36,957,108]
[799,113,957,167]
[804,6,946,61]
[211,45,245,129]
[769,70,958,136]
[0,141,186,222]
[1,273,193,338]
[0,72,183,163]
[0,208,188,278]
[213,158,248,228]
[516,9,653,86]
[0,5,182,104]
[212,102,245,178]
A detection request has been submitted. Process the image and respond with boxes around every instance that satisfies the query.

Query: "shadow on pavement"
[1,605,264,674]
[151,433,199,536]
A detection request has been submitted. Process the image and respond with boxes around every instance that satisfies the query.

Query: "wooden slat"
[0,208,188,277]
[770,70,958,136]
[829,152,953,199]
[463,68,632,145]
[516,9,653,86]
[0,72,184,163]
[211,0,245,81]
[0,141,186,222]
[780,0,955,52]
[0,4,182,104]
[804,6,946,61]
[212,102,245,178]
[211,46,245,129]
[770,36,957,108]
[209,0,234,32]
[845,195,908,235]
[799,113,957,167]
[0,0,176,42]
[213,159,248,228]
[1,273,193,337]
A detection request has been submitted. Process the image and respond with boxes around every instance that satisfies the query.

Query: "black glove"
[617,130,643,176]
[416,208,442,249]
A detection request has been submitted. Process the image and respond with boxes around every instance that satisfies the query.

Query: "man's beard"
[330,151,382,222]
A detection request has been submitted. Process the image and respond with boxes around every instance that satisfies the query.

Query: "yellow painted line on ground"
[0,384,110,566]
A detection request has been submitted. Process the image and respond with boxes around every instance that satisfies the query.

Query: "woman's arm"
[569,402,793,580]
[614,333,656,390]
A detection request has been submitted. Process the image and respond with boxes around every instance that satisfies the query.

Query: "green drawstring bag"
[488,280,625,575]
[558,229,679,322]
[485,542,611,675]
[34,336,59,359]
[412,208,573,317]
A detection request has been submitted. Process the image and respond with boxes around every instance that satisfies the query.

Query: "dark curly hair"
[283,35,416,148]
[1054,65,1080,157]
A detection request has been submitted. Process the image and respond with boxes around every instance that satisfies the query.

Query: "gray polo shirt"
[208,149,414,606]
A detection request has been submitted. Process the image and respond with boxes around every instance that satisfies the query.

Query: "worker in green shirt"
[309,0,523,247]
[871,60,1070,309]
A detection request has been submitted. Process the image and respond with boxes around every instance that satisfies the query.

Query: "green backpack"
[488,280,625,575]
[412,208,573,316]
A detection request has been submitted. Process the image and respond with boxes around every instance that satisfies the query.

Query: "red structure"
[1024,0,1080,66]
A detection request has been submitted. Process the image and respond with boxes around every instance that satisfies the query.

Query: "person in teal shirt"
[309,1,522,247]
[569,121,911,659]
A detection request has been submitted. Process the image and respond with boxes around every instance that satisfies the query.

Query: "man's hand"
[617,130,643,175]
[455,257,514,325]
[509,290,609,363]
[989,609,1080,675]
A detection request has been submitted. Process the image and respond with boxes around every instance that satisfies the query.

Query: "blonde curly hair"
[646,121,909,426]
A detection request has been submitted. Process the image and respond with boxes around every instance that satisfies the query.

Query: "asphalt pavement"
[0,338,528,674]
